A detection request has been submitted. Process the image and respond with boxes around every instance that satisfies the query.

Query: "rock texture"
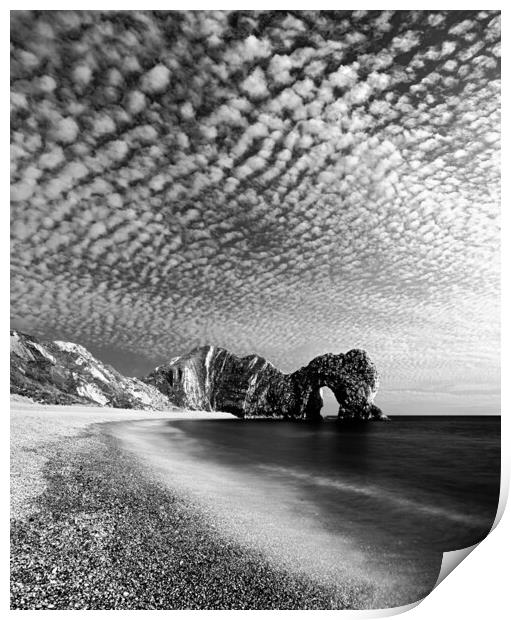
[11,330,385,421]
[10,330,171,410]
[144,346,385,421]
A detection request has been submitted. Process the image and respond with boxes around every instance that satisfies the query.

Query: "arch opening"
[319,386,338,419]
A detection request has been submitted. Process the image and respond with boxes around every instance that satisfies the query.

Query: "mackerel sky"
[10,10,500,414]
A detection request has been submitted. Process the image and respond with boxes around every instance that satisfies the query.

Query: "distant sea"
[115,415,500,607]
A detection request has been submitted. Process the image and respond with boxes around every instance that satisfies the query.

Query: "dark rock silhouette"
[144,346,386,421]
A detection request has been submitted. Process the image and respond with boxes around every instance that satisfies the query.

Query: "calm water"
[166,416,500,552]
[114,415,500,607]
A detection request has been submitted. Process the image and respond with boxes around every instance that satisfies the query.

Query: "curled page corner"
[432,471,508,592]
[377,542,484,617]
[434,543,478,588]
[375,599,425,618]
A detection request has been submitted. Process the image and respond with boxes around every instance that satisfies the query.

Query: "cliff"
[10,330,171,410]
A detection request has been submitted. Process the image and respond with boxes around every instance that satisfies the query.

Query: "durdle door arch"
[145,346,386,422]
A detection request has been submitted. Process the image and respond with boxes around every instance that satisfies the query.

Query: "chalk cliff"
[10,330,171,410]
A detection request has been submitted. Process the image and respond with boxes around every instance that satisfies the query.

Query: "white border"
[4,4,507,618]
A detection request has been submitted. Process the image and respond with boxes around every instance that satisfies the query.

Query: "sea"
[113,414,501,608]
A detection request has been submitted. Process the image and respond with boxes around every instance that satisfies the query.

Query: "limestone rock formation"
[144,346,386,421]
[10,330,385,421]
[10,330,172,410]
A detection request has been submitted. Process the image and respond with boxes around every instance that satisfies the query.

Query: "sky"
[10,10,500,414]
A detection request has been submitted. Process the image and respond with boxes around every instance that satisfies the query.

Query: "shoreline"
[10,402,366,609]
[107,417,412,607]
[10,400,233,521]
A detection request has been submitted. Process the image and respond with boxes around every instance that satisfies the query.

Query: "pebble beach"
[10,402,366,610]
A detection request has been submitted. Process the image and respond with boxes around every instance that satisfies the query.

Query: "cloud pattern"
[10,11,500,413]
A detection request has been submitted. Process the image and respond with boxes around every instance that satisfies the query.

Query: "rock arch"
[295,350,385,422]
[145,346,386,422]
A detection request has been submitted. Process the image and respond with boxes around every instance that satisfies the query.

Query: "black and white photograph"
[9,8,501,611]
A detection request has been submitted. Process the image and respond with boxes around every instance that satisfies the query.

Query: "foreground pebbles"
[11,428,363,610]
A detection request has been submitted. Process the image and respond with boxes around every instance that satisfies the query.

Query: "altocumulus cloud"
[10,10,500,412]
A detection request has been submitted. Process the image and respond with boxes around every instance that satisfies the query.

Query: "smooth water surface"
[113,415,500,608]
